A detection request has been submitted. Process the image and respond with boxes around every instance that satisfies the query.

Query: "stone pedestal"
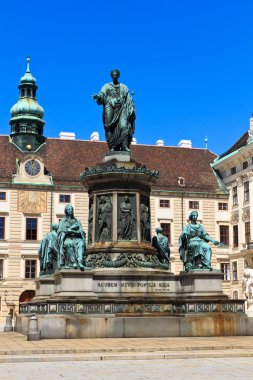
[179,270,226,299]
[53,269,97,298]
[35,276,55,298]
[16,267,249,338]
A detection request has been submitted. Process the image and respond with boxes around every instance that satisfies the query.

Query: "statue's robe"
[97,82,135,150]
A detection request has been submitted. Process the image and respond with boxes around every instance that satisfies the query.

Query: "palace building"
[0,59,244,322]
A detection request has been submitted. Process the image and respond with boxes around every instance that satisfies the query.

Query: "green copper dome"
[10,98,44,120]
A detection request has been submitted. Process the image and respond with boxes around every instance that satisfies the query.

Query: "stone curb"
[1,350,253,363]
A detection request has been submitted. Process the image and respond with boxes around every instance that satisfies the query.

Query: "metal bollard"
[27,314,41,341]
[4,313,13,332]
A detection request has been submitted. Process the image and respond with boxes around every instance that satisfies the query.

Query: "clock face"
[25,160,41,176]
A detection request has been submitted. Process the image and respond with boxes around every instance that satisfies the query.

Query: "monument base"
[16,269,249,338]
[16,313,252,338]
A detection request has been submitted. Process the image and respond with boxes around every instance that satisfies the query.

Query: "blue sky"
[0,0,253,155]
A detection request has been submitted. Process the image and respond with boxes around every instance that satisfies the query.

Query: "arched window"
[233,291,238,300]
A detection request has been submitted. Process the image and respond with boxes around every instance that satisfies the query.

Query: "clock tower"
[9,57,46,152]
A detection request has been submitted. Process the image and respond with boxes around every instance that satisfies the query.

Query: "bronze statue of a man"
[92,69,136,152]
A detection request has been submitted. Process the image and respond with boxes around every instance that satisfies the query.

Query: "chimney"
[156,139,165,146]
[59,132,76,140]
[131,137,137,145]
[178,139,192,148]
[90,132,99,142]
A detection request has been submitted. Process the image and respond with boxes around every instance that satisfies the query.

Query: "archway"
[19,290,35,303]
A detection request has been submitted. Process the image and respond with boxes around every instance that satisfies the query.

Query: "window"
[178,177,185,187]
[59,194,71,203]
[244,181,250,202]
[25,259,36,279]
[233,225,238,248]
[0,217,5,240]
[218,202,228,211]
[232,262,238,281]
[220,263,230,280]
[219,225,229,246]
[21,89,25,97]
[243,161,248,170]
[27,89,31,97]
[159,199,170,208]
[233,291,238,299]
[245,221,251,245]
[189,201,199,209]
[0,192,6,200]
[232,187,238,206]
[26,218,37,240]
[231,167,236,175]
[0,259,3,278]
[160,223,171,243]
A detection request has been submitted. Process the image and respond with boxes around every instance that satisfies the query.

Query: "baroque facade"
[0,60,239,322]
[212,117,253,302]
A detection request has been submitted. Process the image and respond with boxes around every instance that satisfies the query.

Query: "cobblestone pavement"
[0,357,252,380]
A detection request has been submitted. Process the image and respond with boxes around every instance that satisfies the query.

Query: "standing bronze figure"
[92,69,136,152]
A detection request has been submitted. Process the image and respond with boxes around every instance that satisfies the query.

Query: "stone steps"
[1,349,253,363]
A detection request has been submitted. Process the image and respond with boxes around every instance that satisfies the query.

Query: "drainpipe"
[49,174,53,227]
[181,191,184,231]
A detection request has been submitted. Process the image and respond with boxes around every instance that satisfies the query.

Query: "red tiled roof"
[0,136,222,193]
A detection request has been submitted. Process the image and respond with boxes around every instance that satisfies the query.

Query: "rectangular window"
[220,263,230,281]
[0,217,5,240]
[26,218,37,240]
[160,223,171,243]
[0,192,6,200]
[159,199,170,208]
[232,187,238,206]
[218,202,228,211]
[0,259,3,278]
[243,161,248,170]
[231,167,236,175]
[244,181,250,202]
[232,262,238,281]
[59,194,71,203]
[245,221,251,245]
[219,225,229,246]
[189,201,199,209]
[233,225,239,248]
[25,259,36,279]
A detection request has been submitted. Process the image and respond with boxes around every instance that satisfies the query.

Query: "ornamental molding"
[242,208,250,222]
[236,176,243,187]
[80,164,160,180]
[230,213,239,225]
